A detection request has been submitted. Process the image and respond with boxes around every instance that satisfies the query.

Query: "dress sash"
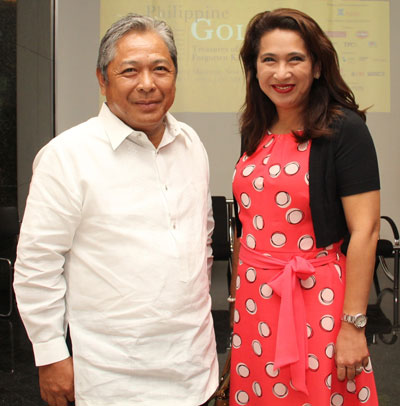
[239,243,339,395]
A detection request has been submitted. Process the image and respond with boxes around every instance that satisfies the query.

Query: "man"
[14,14,218,406]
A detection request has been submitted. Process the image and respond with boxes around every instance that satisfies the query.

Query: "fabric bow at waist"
[239,244,339,395]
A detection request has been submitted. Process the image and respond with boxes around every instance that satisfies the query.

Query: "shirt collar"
[98,103,191,150]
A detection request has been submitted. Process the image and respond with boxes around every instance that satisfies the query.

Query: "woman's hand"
[335,322,370,381]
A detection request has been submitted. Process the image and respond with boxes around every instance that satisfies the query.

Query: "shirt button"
[165,185,168,191]
[172,223,176,229]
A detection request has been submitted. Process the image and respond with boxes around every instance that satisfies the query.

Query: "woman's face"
[256,29,319,117]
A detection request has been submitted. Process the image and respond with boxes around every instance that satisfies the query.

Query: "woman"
[229,8,380,406]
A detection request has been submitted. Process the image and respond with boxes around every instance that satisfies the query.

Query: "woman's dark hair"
[240,8,365,155]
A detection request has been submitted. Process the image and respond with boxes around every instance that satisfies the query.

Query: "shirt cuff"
[32,336,70,366]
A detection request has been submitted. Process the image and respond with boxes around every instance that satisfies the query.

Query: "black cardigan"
[234,108,380,248]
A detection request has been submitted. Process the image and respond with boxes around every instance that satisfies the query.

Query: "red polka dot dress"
[230,132,378,405]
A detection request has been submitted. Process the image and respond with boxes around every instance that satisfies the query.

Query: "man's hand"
[39,357,75,406]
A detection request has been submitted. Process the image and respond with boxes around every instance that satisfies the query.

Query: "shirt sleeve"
[334,110,380,197]
[14,141,82,366]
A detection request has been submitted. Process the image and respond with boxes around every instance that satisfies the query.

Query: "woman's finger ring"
[355,366,363,374]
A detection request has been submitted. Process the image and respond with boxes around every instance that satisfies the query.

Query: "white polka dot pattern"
[242,165,256,177]
[325,373,332,389]
[306,323,313,338]
[273,383,288,398]
[284,161,300,175]
[262,155,271,165]
[245,298,257,315]
[269,164,281,178]
[308,354,319,371]
[253,215,264,230]
[246,234,256,249]
[252,381,262,397]
[358,387,371,403]
[319,288,335,305]
[236,275,241,290]
[334,263,343,279]
[264,137,275,148]
[297,141,309,151]
[259,283,273,299]
[320,315,335,332]
[286,208,304,224]
[240,193,251,208]
[316,250,328,258]
[253,176,264,191]
[236,363,250,378]
[230,132,377,404]
[258,322,271,338]
[300,275,316,290]
[265,362,279,377]
[245,267,257,283]
[298,235,314,251]
[252,340,262,356]
[325,343,334,359]
[347,380,357,394]
[271,232,287,248]
[235,390,249,405]
[364,357,373,373]
[232,333,242,349]
[275,191,291,208]
[330,393,344,406]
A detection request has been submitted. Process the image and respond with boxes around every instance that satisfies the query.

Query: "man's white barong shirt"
[14,104,218,406]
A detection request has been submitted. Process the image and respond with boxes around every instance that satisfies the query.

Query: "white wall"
[54,0,99,133]
[17,0,54,214]
[367,0,400,237]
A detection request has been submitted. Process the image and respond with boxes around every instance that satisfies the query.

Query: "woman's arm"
[335,190,380,381]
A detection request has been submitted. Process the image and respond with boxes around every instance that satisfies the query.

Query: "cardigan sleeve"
[309,108,380,248]
[334,110,380,197]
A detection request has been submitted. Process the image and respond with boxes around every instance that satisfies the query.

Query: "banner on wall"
[100,0,390,113]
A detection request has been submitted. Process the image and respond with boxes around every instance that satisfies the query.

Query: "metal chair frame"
[211,196,235,294]
[373,215,400,332]
[0,206,19,318]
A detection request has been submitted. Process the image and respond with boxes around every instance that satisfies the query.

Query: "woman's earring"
[314,72,320,79]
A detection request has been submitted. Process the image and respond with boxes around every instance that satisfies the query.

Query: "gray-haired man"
[14,14,218,406]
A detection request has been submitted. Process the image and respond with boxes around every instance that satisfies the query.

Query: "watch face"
[355,314,367,328]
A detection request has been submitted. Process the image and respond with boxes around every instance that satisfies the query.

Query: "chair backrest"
[0,206,19,238]
[0,206,19,262]
[0,207,19,318]
[211,196,231,261]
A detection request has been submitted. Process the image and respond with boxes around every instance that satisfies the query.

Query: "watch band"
[341,313,368,328]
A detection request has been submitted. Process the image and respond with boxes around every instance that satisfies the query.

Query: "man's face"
[97,30,176,142]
